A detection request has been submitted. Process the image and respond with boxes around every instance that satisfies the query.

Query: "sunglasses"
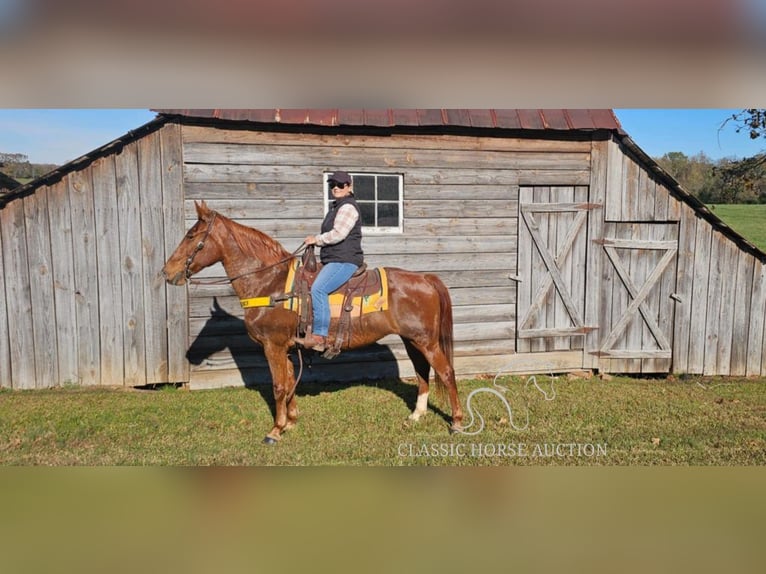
[328,181,347,189]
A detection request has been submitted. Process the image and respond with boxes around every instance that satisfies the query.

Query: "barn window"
[323,172,403,234]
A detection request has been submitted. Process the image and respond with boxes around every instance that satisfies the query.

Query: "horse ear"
[195,200,210,219]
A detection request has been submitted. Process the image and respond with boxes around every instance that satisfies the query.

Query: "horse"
[162,200,463,444]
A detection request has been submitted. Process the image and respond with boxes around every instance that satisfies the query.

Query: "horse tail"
[425,273,455,372]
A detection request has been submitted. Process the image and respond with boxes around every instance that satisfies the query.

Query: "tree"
[715,109,766,202]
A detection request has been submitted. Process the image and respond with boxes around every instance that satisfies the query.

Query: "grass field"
[709,203,766,251]
[1,374,764,465]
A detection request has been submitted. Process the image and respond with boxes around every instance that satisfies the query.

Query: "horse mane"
[219,214,291,265]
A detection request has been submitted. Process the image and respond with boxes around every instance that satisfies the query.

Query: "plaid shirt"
[315,203,360,246]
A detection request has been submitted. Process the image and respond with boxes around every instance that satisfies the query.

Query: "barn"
[2,109,765,390]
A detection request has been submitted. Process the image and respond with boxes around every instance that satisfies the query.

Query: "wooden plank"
[623,154,640,221]
[598,222,617,372]
[138,130,169,383]
[181,124,592,153]
[666,192,682,221]
[655,223,677,374]
[703,233,724,375]
[746,259,766,376]
[92,156,125,386]
[183,142,590,171]
[636,162,662,221]
[187,197,520,220]
[23,191,58,388]
[0,200,35,388]
[569,187,589,352]
[714,240,738,375]
[116,141,147,386]
[671,206,696,373]
[653,176,669,221]
[602,239,677,250]
[188,182,521,202]
[0,219,9,387]
[604,138,624,222]
[599,350,671,359]
[604,223,630,372]
[160,122,190,383]
[516,187,532,355]
[717,241,739,374]
[362,235,517,255]
[730,249,754,376]
[624,223,644,373]
[184,164,569,187]
[687,217,712,374]
[48,180,79,385]
[584,139,607,369]
[69,169,101,385]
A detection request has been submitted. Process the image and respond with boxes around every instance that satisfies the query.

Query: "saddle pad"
[283,259,389,318]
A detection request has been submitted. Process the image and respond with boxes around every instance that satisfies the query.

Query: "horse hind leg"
[403,339,431,422]
[407,339,463,432]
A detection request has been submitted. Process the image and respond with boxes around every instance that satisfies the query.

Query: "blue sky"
[0,109,764,166]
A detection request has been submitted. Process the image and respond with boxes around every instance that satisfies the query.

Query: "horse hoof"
[263,436,278,445]
[449,424,463,434]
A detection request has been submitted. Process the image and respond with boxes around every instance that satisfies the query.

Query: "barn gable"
[1,109,765,390]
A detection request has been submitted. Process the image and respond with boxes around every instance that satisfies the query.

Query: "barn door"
[596,222,678,373]
[516,186,594,354]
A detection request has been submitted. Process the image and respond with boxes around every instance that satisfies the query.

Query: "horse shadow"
[186,298,452,424]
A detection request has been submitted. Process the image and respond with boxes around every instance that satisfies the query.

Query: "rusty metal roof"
[153,109,624,133]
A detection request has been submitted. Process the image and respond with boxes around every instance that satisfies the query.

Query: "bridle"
[183,210,307,285]
[184,211,218,279]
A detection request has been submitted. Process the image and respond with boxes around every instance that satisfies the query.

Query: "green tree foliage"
[712,109,766,204]
[655,119,766,205]
[0,151,58,181]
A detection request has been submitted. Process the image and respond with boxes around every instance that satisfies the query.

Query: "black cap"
[328,170,352,185]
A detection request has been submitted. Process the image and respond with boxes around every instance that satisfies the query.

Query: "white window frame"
[322,172,404,234]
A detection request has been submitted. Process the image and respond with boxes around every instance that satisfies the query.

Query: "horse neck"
[217,217,291,296]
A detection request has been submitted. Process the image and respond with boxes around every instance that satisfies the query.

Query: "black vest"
[320,196,364,266]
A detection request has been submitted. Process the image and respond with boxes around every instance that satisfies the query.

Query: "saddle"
[292,246,387,359]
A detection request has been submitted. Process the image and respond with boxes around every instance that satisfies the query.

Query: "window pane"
[358,202,376,226]
[377,203,399,227]
[378,176,399,201]
[354,175,375,201]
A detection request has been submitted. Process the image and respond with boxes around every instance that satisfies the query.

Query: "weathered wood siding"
[600,137,766,375]
[4,118,766,389]
[673,202,766,376]
[0,123,188,389]
[180,125,593,387]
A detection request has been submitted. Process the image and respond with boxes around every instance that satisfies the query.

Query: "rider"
[296,170,364,351]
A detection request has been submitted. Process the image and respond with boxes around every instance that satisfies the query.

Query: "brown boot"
[294,332,326,352]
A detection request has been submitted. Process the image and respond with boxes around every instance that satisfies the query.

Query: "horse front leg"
[263,342,298,445]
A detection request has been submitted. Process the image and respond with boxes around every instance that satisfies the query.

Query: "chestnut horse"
[162,201,463,444]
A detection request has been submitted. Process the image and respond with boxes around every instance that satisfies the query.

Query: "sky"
[0,109,764,166]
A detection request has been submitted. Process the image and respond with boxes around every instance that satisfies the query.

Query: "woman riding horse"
[162,199,463,444]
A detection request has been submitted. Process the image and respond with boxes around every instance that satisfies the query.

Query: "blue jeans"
[311,262,358,337]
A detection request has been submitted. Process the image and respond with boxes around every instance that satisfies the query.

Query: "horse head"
[162,200,223,285]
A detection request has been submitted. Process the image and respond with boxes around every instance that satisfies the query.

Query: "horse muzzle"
[163,268,187,286]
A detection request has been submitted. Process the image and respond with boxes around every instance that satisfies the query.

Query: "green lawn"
[1,374,764,465]
[709,204,766,251]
